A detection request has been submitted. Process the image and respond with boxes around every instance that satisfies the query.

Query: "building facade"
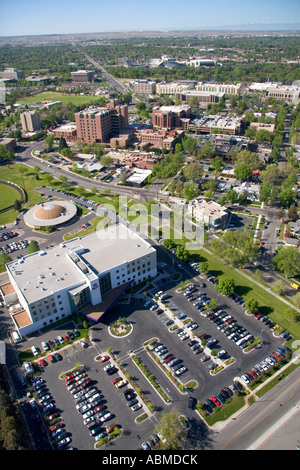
[196,82,242,95]
[131,80,156,94]
[75,101,128,145]
[152,105,191,130]
[188,198,229,229]
[4,224,157,336]
[71,70,95,82]
[20,110,41,132]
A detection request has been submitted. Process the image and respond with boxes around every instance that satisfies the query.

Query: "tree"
[245,298,259,313]
[162,239,175,250]
[100,155,112,167]
[234,164,252,181]
[14,199,21,212]
[58,137,68,152]
[183,182,199,202]
[215,276,236,296]
[183,162,202,181]
[279,187,297,208]
[226,189,239,203]
[198,261,209,273]
[272,280,286,295]
[0,144,14,162]
[210,156,223,172]
[273,247,300,278]
[45,134,54,152]
[154,411,187,450]
[176,245,189,262]
[27,240,40,254]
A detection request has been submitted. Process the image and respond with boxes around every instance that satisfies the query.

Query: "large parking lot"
[10,247,287,451]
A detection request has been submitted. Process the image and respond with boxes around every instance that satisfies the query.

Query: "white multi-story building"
[20,110,41,132]
[188,199,229,230]
[3,224,157,336]
[131,80,156,94]
[196,82,242,95]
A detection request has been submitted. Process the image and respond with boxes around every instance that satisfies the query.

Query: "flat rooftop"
[7,224,155,305]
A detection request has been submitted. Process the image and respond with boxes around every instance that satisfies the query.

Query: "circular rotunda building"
[24,200,77,229]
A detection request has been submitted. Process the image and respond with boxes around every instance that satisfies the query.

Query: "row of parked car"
[240,346,292,384]
[202,308,254,350]
[0,238,28,254]
[0,230,17,242]
[66,368,114,442]
[30,376,72,448]
[202,379,245,414]
[103,361,143,412]
[150,341,187,377]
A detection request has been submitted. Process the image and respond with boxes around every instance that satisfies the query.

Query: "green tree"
[210,156,224,172]
[14,199,21,212]
[215,276,236,296]
[45,134,54,152]
[58,137,68,152]
[273,247,300,278]
[245,298,259,313]
[234,164,252,181]
[154,411,187,450]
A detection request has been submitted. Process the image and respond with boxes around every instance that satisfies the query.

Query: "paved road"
[210,366,300,450]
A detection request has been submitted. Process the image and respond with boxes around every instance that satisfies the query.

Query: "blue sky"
[0,0,300,36]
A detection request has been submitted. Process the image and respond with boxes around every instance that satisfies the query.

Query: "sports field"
[17,92,103,106]
[0,183,21,211]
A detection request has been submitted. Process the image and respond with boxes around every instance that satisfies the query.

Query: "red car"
[65,374,74,381]
[46,413,59,421]
[94,405,105,413]
[82,378,93,388]
[99,355,110,363]
[112,376,122,385]
[39,358,47,367]
[164,355,174,363]
[210,396,221,406]
[63,335,69,342]
[50,423,63,432]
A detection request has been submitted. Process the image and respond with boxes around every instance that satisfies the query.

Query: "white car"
[131,403,142,412]
[100,412,112,422]
[150,304,158,311]
[83,416,95,426]
[144,301,150,307]
[180,333,189,341]
[175,366,187,376]
[78,404,92,414]
[80,340,88,348]
[241,374,250,383]
[57,437,71,448]
[82,410,95,420]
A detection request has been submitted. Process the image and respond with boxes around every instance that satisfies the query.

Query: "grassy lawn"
[0,164,48,224]
[17,92,102,107]
[188,247,300,340]
[200,394,247,426]
[63,216,105,241]
[0,183,21,211]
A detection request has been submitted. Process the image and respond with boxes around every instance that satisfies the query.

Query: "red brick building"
[152,105,191,130]
[75,100,128,145]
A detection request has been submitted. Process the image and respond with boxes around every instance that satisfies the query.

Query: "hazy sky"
[1,0,300,36]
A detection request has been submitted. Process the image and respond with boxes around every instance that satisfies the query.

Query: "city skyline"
[0,0,300,37]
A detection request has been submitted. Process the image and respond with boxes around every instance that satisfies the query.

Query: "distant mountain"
[198,23,300,31]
